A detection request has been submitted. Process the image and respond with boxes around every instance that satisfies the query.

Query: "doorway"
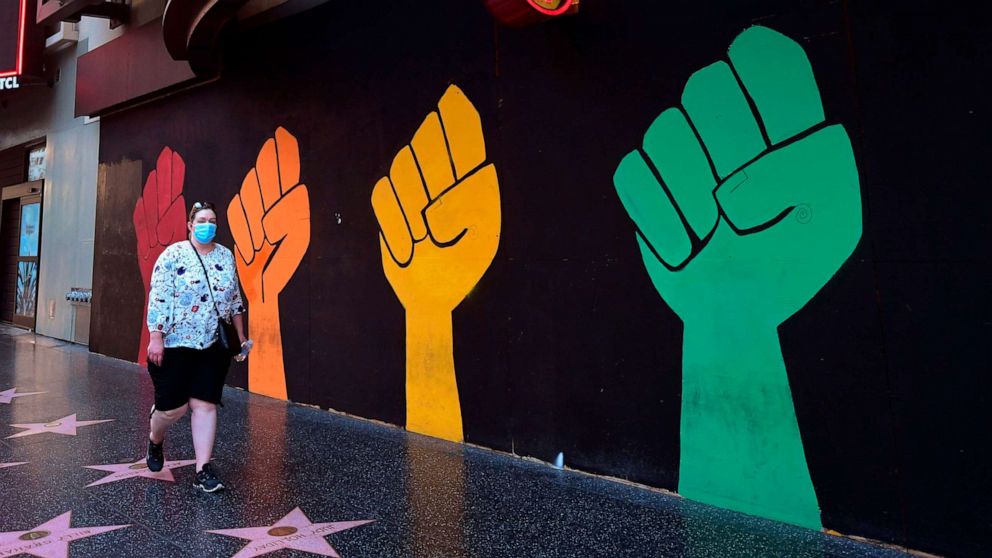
[0,182,42,329]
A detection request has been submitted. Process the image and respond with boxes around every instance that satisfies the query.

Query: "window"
[27,144,45,181]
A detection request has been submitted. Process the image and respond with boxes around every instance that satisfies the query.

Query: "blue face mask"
[193,223,217,243]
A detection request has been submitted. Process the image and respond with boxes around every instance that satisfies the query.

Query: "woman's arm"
[146,248,175,335]
[146,248,174,366]
[230,251,248,345]
[232,312,247,345]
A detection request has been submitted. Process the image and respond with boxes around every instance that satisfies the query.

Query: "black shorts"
[147,342,230,411]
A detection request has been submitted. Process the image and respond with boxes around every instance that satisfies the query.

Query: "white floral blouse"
[146,241,246,349]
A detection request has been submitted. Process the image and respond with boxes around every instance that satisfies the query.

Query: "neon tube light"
[0,0,27,78]
[526,0,575,16]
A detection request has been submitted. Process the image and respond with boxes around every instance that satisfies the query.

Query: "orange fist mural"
[134,147,188,365]
[228,127,311,400]
[372,85,501,442]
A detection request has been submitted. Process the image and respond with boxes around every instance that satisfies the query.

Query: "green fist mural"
[614,26,861,529]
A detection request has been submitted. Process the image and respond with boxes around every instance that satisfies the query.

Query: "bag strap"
[188,240,226,322]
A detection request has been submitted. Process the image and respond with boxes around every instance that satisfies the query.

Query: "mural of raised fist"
[134,147,188,365]
[613,26,862,528]
[228,127,311,400]
[372,84,501,442]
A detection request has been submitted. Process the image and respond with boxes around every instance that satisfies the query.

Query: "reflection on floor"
[0,328,909,557]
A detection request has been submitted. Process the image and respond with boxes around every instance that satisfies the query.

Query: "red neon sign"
[486,0,578,27]
[526,0,576,16]
[0,0,28,78]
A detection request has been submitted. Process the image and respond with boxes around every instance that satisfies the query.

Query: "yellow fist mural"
[372,85,501,442]
[228,127,311,400]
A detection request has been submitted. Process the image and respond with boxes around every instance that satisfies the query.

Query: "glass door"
[12,197,40,329]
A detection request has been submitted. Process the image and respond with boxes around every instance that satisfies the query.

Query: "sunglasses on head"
[188,201,217,221]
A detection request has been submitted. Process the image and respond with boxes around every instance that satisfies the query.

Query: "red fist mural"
[133,147,188,365]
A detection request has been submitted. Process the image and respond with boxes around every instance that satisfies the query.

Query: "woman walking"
[144,201,250,492]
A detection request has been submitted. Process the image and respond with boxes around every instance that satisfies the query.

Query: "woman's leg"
[189,397,218,472]
[149,404,189,443]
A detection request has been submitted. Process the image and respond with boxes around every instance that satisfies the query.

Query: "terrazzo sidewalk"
[0,326,915,557]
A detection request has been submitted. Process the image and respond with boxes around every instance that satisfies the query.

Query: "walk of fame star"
[208,507,374,558]
[6,414,113,439]
[0,512,128,558]
[84,458,197,487]
[0,388,46,404]
[0,461,28,469]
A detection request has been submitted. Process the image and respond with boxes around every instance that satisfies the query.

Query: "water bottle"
[234,340,253,362]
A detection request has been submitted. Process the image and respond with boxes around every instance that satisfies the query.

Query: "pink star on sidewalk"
[0,511,128,558]
[208,507,374,558]
[6,414,114,439]
[84,458,197,487]
[0,461,28,469]
[0,388,46,404]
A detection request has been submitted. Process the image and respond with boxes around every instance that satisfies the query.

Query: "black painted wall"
[92,1,991,554]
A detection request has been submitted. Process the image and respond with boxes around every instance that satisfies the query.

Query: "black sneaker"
[146,439,164,472]
[193,463,225,493]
